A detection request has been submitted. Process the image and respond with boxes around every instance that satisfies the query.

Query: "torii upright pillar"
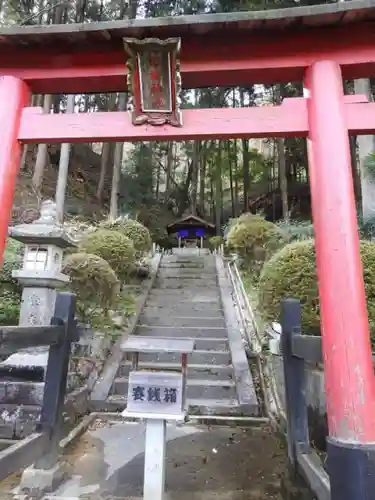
[0,76,30,265]
[305,60,375,500]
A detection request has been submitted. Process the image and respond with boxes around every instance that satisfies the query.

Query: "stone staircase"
[106,251,259,416]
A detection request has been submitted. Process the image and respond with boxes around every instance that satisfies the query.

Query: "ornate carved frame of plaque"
[123,37,182,127]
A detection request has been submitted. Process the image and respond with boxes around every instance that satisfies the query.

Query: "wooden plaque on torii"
[123,37,182,127]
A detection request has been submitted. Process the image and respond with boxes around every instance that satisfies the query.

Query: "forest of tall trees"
[4,0,375,245]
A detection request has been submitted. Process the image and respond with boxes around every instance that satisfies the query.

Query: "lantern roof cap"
[9,200,76,248]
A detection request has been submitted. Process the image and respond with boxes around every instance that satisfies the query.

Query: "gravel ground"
[0,421,289,500]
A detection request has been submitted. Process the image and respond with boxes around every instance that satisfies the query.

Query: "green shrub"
[136,203,175,245]
[209,236,224,251]
[277,220,314,242]
[157,234,177,251]
[79,229,136,280]
[258,239,375,345]
[237,213,267,225]
[358,213,375,241]
[62,252,119,309]
[0,287,20,326]
[100,217,152,256]
[0,239,23,326]
[0,238,23,285]
[227,214,286,267]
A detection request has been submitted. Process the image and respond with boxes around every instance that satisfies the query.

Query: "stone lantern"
[0,200,77,446]
[9,199,76,327]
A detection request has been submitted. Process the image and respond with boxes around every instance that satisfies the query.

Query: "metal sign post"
[121,336,195,500]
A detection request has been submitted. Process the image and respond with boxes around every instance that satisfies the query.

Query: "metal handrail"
[225,257,284,421]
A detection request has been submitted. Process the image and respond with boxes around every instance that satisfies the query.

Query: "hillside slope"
[12,144,110,224]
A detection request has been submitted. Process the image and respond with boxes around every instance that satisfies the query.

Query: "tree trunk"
[215,141,222,235]
[110,93,127,220]
[155,158,161,198]
[354,78,375,222]
[32,94,53,196]
[20,94,36,171]
[277,138,289,221]
[199,142,206,215]
[55,95,75,224]
[97,93,117,201]
[191,141,200,215]
[242,139,250,212]
[165,142,174,199]
[234,140,239,216]
[227,140,235,218]
[275,85,289,221]
[178,160,194,216]
[239,90,250,213]
[350,135,361,205]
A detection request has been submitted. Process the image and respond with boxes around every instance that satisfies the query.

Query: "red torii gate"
[1,2,375,497]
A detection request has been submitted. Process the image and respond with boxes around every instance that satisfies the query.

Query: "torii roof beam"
[1,3,375,92]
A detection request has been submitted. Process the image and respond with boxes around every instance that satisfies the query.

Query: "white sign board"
[126,370,184,417]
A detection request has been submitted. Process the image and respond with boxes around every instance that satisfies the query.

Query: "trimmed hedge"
[209,236,224,251]
[100,217,152,257]
[226,214,286,266]
[79,229,136,280]
[258,239,375,344]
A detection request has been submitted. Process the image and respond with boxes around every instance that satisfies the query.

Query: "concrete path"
[35,418,285,499]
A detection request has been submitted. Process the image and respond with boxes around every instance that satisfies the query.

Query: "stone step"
[159,263,206,268]
[138,349,231,365]
[123,336,228,352]
[148,292,221,303]
[164,256,213,261]
[117,361,234,380]
[162,265,216,270]
[155,280,218,289]
[149,287,219,294]
[157,270,216,277]
[135,325,228,338]
[112,377,237,400]
[158,269,217,277]
[138,315,226,328]
[142,305,224,317]
[146,299,222,309]
[0,381,44,406]
[149,288,219,296]
[161,260,215,266]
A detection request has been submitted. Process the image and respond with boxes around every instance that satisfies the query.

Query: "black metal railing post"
[35,291,77,469]
[0,291,78,484]
[280,298,309,467]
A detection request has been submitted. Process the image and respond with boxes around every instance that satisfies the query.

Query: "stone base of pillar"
[18,462,66,498]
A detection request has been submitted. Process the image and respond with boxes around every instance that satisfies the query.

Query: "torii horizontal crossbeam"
[18,96,374,143]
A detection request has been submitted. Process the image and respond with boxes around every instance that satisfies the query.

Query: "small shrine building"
[167,215,216,248]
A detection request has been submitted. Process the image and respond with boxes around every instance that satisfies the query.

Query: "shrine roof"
[1,0,375,49]
[167,215,216,232]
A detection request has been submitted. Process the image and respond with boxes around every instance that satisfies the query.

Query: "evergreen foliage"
[62,252,120,309]
[258,239,375,346]
[100,217,152,257]
[79,229,136,280]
